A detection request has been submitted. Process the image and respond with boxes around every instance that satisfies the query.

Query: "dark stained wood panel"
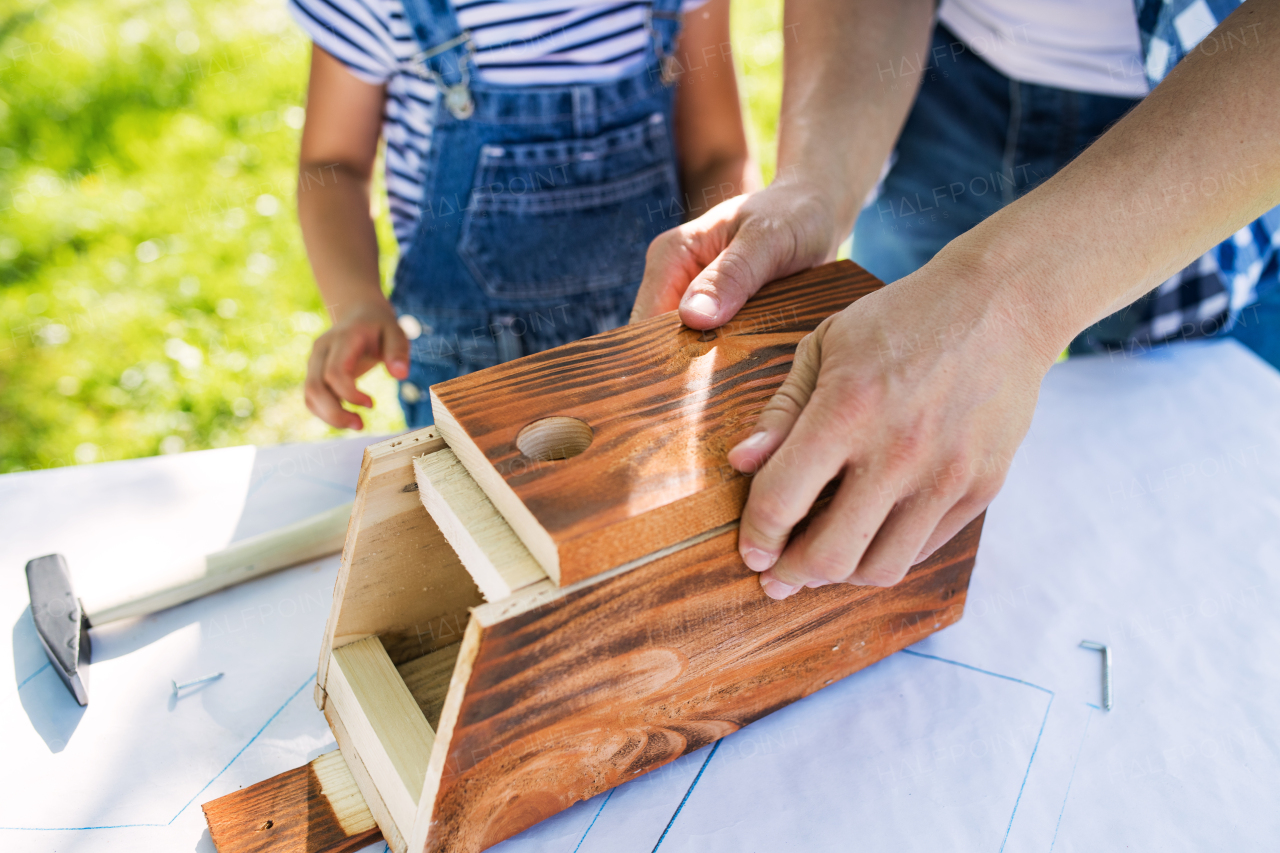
[202,751,382,853]
[419,512,983,852]
[431,260,883,586]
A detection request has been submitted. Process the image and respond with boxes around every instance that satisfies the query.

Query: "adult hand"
[726,254,1058,600]
[305,299,410,430]
[630,178,844,328]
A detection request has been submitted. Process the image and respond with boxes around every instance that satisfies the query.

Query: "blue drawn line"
[1050,705,1096,851]
[0,672,315,831]
[17,661,51,691]
[572,788,615,853]
[900,648,1055,852]
[1000,694,1053,853]
[901,649,1053,694]
[166,672,316,823]
[652,740,723,852]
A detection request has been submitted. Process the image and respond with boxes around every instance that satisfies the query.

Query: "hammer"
[24,500,353,706]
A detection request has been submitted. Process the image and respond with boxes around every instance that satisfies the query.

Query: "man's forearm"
[776,0,935,238]
[943,1,1280,359]
[297,163,385,321]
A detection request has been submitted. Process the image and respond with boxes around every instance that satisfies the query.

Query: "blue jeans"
[392,0,686,426]
[853,24,1279,369]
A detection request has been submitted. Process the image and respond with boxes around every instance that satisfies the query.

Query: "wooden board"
[414,450,547,601]
[326,637,436,836]
[411,514,983,852]
[201,749,380,853]
[316,428,485,710]
[397,641,464,729]
[430,260,883,586]
[326,704,405,853]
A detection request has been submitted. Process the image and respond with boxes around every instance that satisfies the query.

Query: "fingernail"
[761,578,799,600]
[732,431,769,454]
[741,547,776,572]
[804,579,828,588]
[683,292,719,322]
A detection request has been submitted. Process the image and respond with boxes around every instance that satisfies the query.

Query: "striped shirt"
[288,0,703,244]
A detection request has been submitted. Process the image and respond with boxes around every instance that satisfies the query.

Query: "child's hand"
[305,299,410,430]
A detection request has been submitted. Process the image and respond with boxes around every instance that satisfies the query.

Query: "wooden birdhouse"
[313,261,983,853]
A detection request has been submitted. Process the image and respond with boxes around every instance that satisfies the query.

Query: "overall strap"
[647,0,683,84]
[402,0,475,118]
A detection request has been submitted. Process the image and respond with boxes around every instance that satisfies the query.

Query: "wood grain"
[430,260,883,586]
[326,701,406,853]
[415,514,982,852]
[397,641,463,730]
[316,428,485,711]
[414,450,547,601]
[327,637,436,835]
[202,749,381,853]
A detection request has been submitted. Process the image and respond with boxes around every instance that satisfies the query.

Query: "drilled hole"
[258,820,274,831]
[516,416,593,462]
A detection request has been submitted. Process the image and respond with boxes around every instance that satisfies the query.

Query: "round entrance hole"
[516,416,594,462]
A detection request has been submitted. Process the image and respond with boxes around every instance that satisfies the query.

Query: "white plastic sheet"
[2,340,1277,852]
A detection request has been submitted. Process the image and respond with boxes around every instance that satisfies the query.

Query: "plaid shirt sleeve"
[1127,0,1278,345]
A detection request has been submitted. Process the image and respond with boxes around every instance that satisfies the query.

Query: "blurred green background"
[0,0,785,472]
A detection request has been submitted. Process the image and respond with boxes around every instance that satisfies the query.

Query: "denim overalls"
[392,0,686,426]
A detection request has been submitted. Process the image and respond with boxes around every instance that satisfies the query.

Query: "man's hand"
[726,254,1059,600]
[630,179,842,328]
[305,300,410,430]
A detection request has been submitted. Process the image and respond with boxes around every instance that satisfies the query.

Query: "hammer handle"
[84,501,354,625]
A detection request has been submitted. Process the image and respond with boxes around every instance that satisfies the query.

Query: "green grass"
[0,0,784,472]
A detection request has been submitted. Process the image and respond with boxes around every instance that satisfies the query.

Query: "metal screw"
[171,672,224,696]
[1079,641,1112,711]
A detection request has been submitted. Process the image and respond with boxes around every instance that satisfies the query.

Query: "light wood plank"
[413,449,547,601]
[397,641,463,730]
[431,260,883,586]
[327,637,435,836]
[316,428,484,710]
[325,702,406,853]
[408,616,484,853]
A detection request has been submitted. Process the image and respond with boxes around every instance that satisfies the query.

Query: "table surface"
[3,339,1278,853]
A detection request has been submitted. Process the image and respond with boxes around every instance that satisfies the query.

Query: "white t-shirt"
[937,0,1149,98]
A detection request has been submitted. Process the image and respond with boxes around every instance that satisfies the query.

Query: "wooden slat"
[431,260,883,586]
[414,450,547,601]
[413,514,983,852]
[327,637,436,836]
[326,702,406,853]
[201,749,380,853]
[397,641,463,730]
[316,428,485,710]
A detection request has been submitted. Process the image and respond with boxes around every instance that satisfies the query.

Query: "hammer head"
[25,554,92,706]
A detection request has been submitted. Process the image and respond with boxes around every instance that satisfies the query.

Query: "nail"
[761,578,799,600]
[171,672,224,696]
[733,431,769,454]
[1079,640,1112,711]
[683,292,720,322]
[741,547,776,572]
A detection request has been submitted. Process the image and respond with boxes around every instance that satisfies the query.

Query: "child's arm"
[297,45,409,431]
[673,0,759,219]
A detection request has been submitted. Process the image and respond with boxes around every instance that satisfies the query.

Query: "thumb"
[726,318,828,474]
[383,317,411,380]
[676,215,809,330]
